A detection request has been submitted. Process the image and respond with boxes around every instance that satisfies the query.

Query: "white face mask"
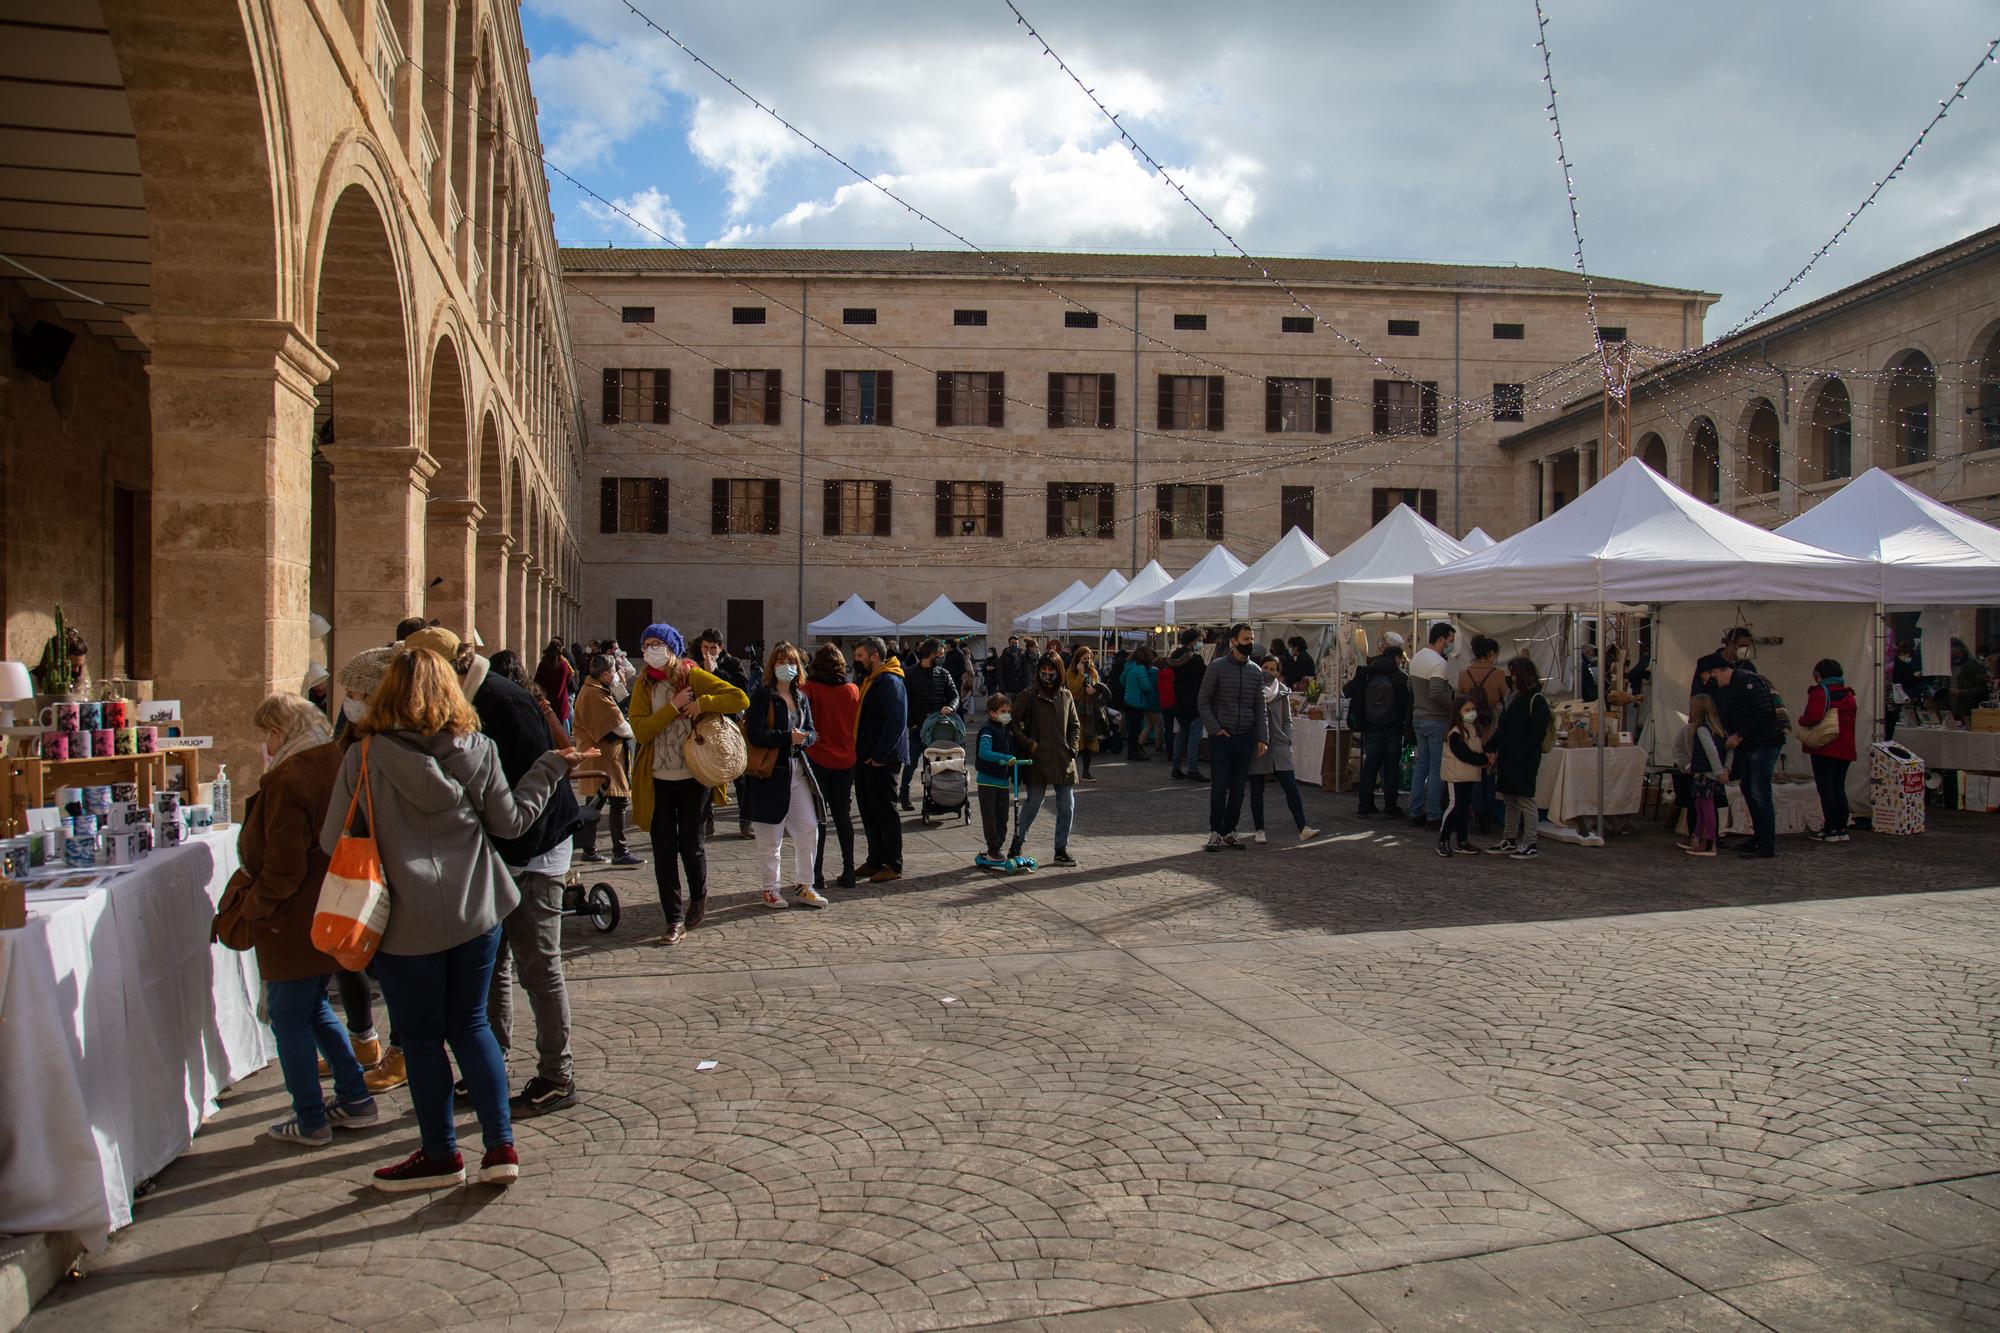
[994,712,1012,726]
[643,645,670,670]
[776,664,798,682]
[1461,709,1478,723]
[342,697,367,724]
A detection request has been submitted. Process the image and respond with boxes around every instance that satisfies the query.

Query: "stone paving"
[26,759,2000,1331]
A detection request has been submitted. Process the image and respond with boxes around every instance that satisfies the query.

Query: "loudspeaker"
[12,320,74,382]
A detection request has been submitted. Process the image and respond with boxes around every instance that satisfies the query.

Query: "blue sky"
[519,0,2000,331]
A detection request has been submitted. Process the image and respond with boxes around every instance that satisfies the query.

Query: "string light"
[1530,0,1615,395]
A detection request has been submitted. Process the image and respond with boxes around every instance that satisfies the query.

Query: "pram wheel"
[586,882,620,932]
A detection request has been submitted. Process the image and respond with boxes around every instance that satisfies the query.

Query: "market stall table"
[1722,779,1825,837]
[0,829,267,1250]
[1891,726,2000,775]
[1534,745,1647,826]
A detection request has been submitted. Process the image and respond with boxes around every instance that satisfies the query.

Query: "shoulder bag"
[312,738,393,970]
[1797,684,1840,749]
[683,711,749,787]
[743,697,780,781]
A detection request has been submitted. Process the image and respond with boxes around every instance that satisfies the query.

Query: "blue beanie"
[640,622,684,655]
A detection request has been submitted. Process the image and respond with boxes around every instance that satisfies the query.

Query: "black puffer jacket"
[905,660,959,723]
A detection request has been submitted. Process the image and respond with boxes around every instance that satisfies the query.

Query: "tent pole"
[1596,597,1608,844]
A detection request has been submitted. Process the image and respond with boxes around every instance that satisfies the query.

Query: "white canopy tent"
[807,594,899,639]
[1080,560,1174,631]
[1110,546,1246,628]
[1171,526,1330,623]
[1463,527,1496,551]
[1247,504,1471,620]
[897,595,988,637]
[1012,579,1092,633]
[1052,569,1131,634]
[1774,466,2000,607]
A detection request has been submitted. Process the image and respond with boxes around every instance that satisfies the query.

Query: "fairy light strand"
[1530,0,1614,393]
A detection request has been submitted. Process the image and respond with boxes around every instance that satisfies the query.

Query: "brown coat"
[228,742,344,982]
[571,676,631,799]
[1009,685,1081,787]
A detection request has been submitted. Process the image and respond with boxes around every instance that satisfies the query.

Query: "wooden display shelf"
[0,750,204,836]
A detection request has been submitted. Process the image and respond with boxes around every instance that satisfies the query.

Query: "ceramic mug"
[101,699,129,728]
[111,782,138,803]
[153,789,182,816]
[77,702,103,731]
[185,803,214,831]
[38,702,79,732]
[84,785,112,814]
[104,832,141,866]
[136,726,159,754]
[136,824,155,852]
[114,727,137,756]
[41,731,70,761]
[34,828,59,865]
[91,728,114,758]
[71,812,98,838]
[67,730,93,759]
[63,835,96,868]
[56,787,84,814]
[0,839,30,878]
[156,816,187,847]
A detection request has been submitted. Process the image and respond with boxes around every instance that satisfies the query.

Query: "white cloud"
[528,42,674,170]
[579,186,688,245]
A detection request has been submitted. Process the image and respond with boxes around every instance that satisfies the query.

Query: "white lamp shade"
[0,660,33,702]
[471,628,485,648]
[307,613,332,639]
[303,663,330,687]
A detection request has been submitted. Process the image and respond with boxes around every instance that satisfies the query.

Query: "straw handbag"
[312,739,392,969]
[682,713,748,787]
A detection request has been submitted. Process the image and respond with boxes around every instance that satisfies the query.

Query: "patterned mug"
[136,726,159,754]
[114,727,137,756]
[77,702,103,731]
[101,699,129,728]
[42,731,70,761]
[39,702,79,732]
[91,728,115,758]
[63,835,97,869]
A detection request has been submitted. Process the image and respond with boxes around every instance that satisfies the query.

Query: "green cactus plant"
[32,604,78,697]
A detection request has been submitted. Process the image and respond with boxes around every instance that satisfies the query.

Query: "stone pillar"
[507,552,530,657]
[1937,369,1970,461]
[320,445,438,675]
[128,315,334,817]
[475,530,512,650]
[1777,417,1803,518]
[1538,456,1555,519]
[424,499,483,637]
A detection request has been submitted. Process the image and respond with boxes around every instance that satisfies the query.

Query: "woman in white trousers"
[742,643,828,910]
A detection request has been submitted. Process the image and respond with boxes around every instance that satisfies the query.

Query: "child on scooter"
[975,693,1027,869]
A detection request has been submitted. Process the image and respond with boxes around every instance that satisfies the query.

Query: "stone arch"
[1737,397,1781,496]
[1803,376,1854,483]
[1637,431,1668,476]
[1876,347,1937,469]
[421,332,476,630]
[1969,318,2000,455]
[478,411,506,529]
[423,330,472,500]
[1686,416,1721,504]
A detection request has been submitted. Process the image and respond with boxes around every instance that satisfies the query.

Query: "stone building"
[566,249,1714,648]
[0,0,581,796]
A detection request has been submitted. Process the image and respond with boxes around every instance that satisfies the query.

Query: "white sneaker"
[1253,829,1267,845]
[795,884,828,909]
[1204,832,1224,853]
[1298,826,1319,842]
[761,887,790,909]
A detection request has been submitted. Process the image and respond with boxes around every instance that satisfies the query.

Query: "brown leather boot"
[364,1048,408,1094]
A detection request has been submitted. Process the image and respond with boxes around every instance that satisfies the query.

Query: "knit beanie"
[640,622,684,655]
[336,646,398,697]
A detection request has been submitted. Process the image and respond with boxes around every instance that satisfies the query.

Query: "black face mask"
[1235,640,1254,657]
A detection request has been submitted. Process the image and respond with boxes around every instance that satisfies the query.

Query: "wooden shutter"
[1156,484,1172,540]
[1205,485,1224,540]
[650,369,670,423]
[987,372,1004,427]
[936,371,953,427]
[761,481,780,534]
[599,476,618,533]
[1371,380,1389,435]
[1047,373,1064,428]
[1265,378,1281,431]
[1314,378,1333,434]
[763,369,781,424]
[1158,374,1174,430]
[1047,484,1064,539]
[1096,486,1115,539]
[1420,382,1439,436]
[1207,377,1225,431]
[935,481,951,537]
[876,369,892,427]
[823,479,841,535]
[986,481,1004,537]
[1098,374,1116,429]
[602,368,621,424]
[712,369,731,425]
[648,479,670,533]
[711,477,728,533]
[1419,489,1438,525]
[824,369,842,425]
[1371,489,1390,525]
[873,480,892,535]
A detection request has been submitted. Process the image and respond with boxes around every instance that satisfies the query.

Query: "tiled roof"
[559,246,1712,298]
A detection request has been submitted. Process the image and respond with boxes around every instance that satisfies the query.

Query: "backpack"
[1157,663,1177,709]
[1363,669,1399,730]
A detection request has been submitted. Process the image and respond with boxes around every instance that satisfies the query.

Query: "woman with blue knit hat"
[628,622,748,945]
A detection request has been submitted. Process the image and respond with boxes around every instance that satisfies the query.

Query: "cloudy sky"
[519,0,1999,331]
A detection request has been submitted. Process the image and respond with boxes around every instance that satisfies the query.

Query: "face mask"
[342,697,367,724]
[994,712,1012,725]
[643,646,670,669]
[1039,673,1058,687]
[1263,678,1282,700]
[776,664,798,682]
[1236,641,1254,657]
[1461,709,1478,723]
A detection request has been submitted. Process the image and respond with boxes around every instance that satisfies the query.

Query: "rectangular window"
[936,480,1004,538]
[1600,326,1627,342]
[712,477,780,535]
[824,479,892,536]
[620,306,655,324]
[1281,315,1314,334]
[953,308,988,326]
[1388,318,1420,336]
[1046,372,1115,428]
[1065,310,1099,329]
[957,600,988,630]
[601,368,670,424]
[1173,313,1207,331]
[1046,482,1116,539]
[1493,322,1525,340]
[1492,382,1526,423]
[1157,483,1223,541]
[1158,374,1223,430]
[1280,484,1314,539]
[1372,379,1439,436]
[732,306,766,325]
[1899,404,1931,466]
[713,368,781,425]
[824,369,894,426]
[842,307,876,325]
[1266,376,1333,434]
[1372,487,1438,526]
[599,476,670,534]
[937,371,1004,427]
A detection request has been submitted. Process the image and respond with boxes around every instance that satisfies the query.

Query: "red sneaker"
[479,1143,520,1187]
[372,1149,464,1193]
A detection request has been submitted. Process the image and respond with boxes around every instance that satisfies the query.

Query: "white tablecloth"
[1534,745,1647,824]
[1892,727,2000,773]
[1722,780,1824,836]
[0,830,268,1249]
[1291,719,1331,788]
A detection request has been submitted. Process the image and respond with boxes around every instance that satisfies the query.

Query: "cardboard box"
[1,877,24,929]
[1869,741,1926,836]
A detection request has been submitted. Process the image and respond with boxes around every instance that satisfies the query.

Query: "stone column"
[1936,369,1970,461]
[507,552,530,657]
[1538,455,1555,519]
[128,315,334,817]
[424,498,483,637]
[1777,417,1803,518]
[320,445,438,675]
[475,530,512,650]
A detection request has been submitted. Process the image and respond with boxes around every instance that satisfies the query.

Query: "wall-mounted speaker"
[12,319,74,382]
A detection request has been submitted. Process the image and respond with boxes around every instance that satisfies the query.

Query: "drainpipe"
[797,280,808,644]
[1131,284,1141,575]
[1453,292,1463,535]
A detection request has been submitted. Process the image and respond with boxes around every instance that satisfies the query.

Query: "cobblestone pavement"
[28,759,2000,1331]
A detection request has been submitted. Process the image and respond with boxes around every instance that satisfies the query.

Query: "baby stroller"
[917,712,972,827]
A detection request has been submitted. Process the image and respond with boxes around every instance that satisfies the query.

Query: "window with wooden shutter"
[714,478,778,535]
[823,479,841,535]
[987,372,1004,427]
[876,369,892,427]
[602,368,621,424]
[713,369,731,424]
[711,476,728,532]
[607,369,669,424]
[1158,484,1208,540]
[826,480,888,536]
[986,481,1004,537]
[1046,483,1115,539]
[935,481,952,537]
[1096,374,1115,429]
[1205,485,1224,540]
[649,369,669,423]
[936,372,952,427]
[760,481,780,534]
[873,479,891,535]
[1371,487,1438,525]
[1314,378,1333,434]
[1492,382,1525,423]
[730,370,771,424]
[824,369,842,426]
[763,369,781,425]
[607,478,671,534]
[1280,485,1314,539]
[829,371,892,425]
[1046,373,1064,428]
[1374,380,1434,436]
[1419,382,1438,436]
[1160,376,1212,430]
[599,476,618,532]
[1207,376,1225,431]
[1268,378,1314,433]
[938,481,1000,537]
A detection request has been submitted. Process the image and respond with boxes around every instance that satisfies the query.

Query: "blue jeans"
[1251,770,1307,831]
[1172,716,1204,773]
[1412,718,1447,819]
[267,975,370,1132]
[1016,783,1075,854]
[1208,732,1258,835]
[372,926,511,1160]
[1737,742,1782,853]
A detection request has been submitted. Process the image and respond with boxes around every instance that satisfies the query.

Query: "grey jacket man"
[1198,652,1269,743]
[320,729,567,956]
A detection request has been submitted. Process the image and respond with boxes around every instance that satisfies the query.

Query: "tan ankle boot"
[352,1034,383,1068]
[364,1049,407,1094]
